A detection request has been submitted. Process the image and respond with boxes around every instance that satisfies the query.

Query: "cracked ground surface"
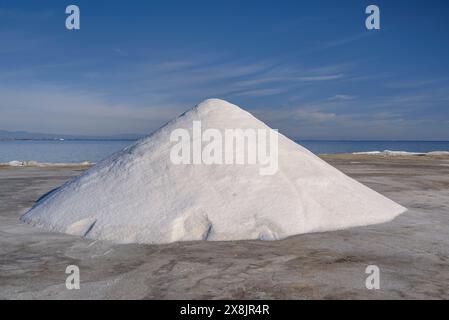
[0,154,448,299]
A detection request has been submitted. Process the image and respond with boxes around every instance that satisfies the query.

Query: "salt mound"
[21,99,406,244]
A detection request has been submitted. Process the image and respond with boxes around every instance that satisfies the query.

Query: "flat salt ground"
[21,99,406,244]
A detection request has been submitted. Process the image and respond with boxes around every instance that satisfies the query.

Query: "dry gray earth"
[0,154,448,299]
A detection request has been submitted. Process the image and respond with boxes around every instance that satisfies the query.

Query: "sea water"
[0,140,130,163]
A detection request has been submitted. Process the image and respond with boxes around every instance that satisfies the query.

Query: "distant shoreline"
[1,140,449,164]
[2,151,449,169]
[0,138,139,142]
[1,138,449,142]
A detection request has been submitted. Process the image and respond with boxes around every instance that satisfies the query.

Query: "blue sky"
[1,0,449,139]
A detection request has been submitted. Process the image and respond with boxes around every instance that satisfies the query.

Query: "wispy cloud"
[328,94,356,101]
[232,88,287,97]
[0,84,185,135]
[311,32,375,52]
[294,110,337,122]
[296,74,343,81]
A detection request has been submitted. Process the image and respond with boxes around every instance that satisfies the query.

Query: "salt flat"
[0,154,448,299]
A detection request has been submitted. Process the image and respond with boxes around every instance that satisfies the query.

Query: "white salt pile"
[21,99,406,244]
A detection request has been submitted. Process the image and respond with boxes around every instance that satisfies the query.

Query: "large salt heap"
[21,99,406,244]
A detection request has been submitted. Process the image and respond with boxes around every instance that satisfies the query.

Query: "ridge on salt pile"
[21,99,406,244]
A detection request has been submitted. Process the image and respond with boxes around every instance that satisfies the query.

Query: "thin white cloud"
[329,94,356,101]
[0,84,185,135]
[312,32,374,52]
[295,74,343,81]
[232,88,287,97]
[295,110,337,122]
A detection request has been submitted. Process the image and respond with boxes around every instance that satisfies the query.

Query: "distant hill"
[0,130,144,141]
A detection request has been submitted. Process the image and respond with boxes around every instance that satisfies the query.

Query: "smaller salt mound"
[353,150,449,156]
[21,99,406,244]
[353,151,424,156]
[3,160,92,167]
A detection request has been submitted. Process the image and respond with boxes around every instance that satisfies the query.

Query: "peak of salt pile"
[21,99,406,244]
